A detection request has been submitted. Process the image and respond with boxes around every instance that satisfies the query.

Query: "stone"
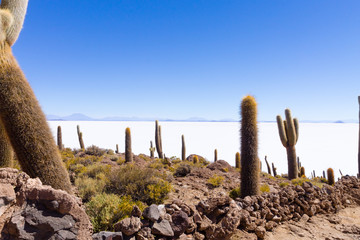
[114,216,141,236]
[131,205,142,218]
[92,231,123,240]
[170,211,189,237]
[151,220,174,237]
[136,227,154,240]
[143,204,160,222]
[198,215,212,231]
[255,226,266,239]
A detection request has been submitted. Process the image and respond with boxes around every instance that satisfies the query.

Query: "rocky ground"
[2,154,360,239]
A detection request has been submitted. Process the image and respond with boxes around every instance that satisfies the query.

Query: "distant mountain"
[47,113,95,121]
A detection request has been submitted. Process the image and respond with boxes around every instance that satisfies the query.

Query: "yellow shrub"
[207,174,224,187]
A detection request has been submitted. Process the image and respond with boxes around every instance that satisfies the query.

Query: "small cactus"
[149,141,155,158]
[115,144,119,154]
[339,169,343,177]
[155,120,163,159]
[272,163,277,177]
[235,152,241,169]
[181,135,186,161]
[300,166,305,177]
[214,149,218,162]
[125,127,133,163]
[323,170,326,179]
[77,125,85,150]
[327,168,335,185]
[193,155,199,164]
[264,156,271,175]
[276,109,299,180]
[57,126,63,151]
[240,95,260,197]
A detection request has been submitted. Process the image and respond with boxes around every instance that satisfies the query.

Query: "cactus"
[300,166,305,177]
[0,1,71,193]
[313,170,316,178]
[125,127,132,163]
[115,144,119,154]
[155,120,163,159]
[323,170,326,179]
[339,169,343,177]
[0,120,13,167]
[327,168,335,185]
[193,155,199,164]
[276,108,299,180]
[272,163,277,177]
[214,149,218,162]
[181,135,186,161]
[235,152,241,169]
[57,126,63,151]
[149,141,155,158]
[77,125,85,150]
[264,156,271,175]
[240,96,260,197]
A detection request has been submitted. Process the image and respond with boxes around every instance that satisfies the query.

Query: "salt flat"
[48,121,358,180]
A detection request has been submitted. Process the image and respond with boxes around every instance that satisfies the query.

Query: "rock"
[198,215,212,231]
[157,205,166,219]
[0,168,92,240]
[255,226,266,239]
[136,227,154,240]
[114,216,141,236]
[265,221,277,231]
[143,204,160,222]
[151,220,174,237]
[170,211,189,237]
[131,205,142,218]
[92,231,123,240]
[194,232,205,240]
[206,160,233,172]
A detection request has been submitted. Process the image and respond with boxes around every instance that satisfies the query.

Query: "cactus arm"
[0,0,28,46]
[285,109,297,146]
[276,115,288,147]
[294,118,299,144]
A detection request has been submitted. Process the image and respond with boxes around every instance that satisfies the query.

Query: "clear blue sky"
[12,0,360,121]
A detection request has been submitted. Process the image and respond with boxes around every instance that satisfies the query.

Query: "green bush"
[75,176,106,202]
[207,174,224,187]
[107,164,172,205]
[229,187,241,199]
[174,163,191,177]
[86,145,107,156]
[86,193,146,233]
[79,163,111,179]
[279,182,289,188]
[260,184,270,193]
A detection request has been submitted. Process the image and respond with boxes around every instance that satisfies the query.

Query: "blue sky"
[12,0,360,121]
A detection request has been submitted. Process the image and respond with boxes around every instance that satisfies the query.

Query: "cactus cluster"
[240,96,260,197]
[276,109,299,180]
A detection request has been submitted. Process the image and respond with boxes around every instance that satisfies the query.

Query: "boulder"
[114,217,141,236]
[170,211,189,237]
[151,220,174,237]
[143,204,160,222]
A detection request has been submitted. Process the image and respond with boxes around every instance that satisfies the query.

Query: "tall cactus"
[0,119,13,167]
[77,125,85,150]
[125,127,132,163]
[264,156,271,175]
[181,135,186,161]
[155,120,163,159]
[115,144,119,154]
[272,163,277,177]
[0,0,71,192]
[235,152,241,169]
[240,96,260,197]
[214,149,218,162]
[57,126,63,151]
[276,108,299,180]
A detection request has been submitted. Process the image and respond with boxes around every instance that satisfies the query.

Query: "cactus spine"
[181,135,186,161]
[0,120,13,167]
[0,1,71,192]
[264,156,271,175]
[77,125,85,150]
[214,149,218,162]
[125,127,132,163]
[149,141,155,158]
[276,109,299,180]
[327,168,335,185]
[155,120,163,159]
[235,152,241,169]
[240,96,260,197]
[57,126,63,151]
